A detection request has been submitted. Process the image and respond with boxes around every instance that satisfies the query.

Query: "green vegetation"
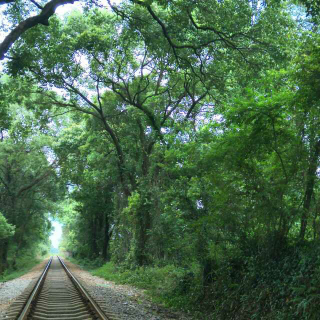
[0,77,63,274]
[0,253,42,282]
[1,0,320,318]
[92,262,201,310]
[0,212,15,240]
[84,242,320,319]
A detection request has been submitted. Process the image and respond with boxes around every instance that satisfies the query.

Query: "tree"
[0,0,77,60]
[0,212,15,240]
[0,76,63,273]
[55,119,116,261]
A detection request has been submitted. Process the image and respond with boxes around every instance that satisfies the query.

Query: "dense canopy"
[1,0,320,318]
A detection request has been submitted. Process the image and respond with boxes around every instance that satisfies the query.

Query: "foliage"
[2,0,320,318]
[0,76,64,274]
[0,212,15,240]
[87,241,320,319]
[92,261,202,312]
[0,248,48,282]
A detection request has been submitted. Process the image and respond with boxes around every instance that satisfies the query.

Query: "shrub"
[92,262,202,311]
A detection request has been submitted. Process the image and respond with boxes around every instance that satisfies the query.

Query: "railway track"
[4,256,116,320]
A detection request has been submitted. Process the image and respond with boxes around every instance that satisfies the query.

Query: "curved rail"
[17,256,53,320]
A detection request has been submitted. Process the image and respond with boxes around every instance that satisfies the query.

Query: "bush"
[0,253,40,282]
[92,262,202,312]
[202,241,320,320]
[68,256,105,270]
[89,241,320,319]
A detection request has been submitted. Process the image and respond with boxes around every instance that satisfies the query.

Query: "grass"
[66,256,104,271]
[54,242,320,319]
[90,262,202,315]
[69,244,320,320]
[0,258,42,282]
[63,257,201,316]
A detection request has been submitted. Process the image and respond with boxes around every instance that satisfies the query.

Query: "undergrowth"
[67,256,105,270]
[0,253,41,282]
[68,240,320,319]
[92,262,203,316]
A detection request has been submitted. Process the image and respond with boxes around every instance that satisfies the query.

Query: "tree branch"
[17,168,53,198]
[0,0,77,60]
[0,0,15,5]
[29,0,44,10]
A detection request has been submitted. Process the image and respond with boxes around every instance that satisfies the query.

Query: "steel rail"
[17,256,53,320]
[57,255,111,320]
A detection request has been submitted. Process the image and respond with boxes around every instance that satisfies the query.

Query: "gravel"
[64,259,193,320]
[0,260,48,318]
[0,258,193,320]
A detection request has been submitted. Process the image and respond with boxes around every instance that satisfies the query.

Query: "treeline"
[1,0,320,317]
[0,78,63,274]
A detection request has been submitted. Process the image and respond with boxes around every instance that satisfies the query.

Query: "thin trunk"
[91,214,98,257]
[0,240,9,274]
[102,212,112,261]
[300,140,320,240]
[135,202,151,266]
[99,114,133,196]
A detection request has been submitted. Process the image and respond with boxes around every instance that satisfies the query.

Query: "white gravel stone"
[0,260,48,318]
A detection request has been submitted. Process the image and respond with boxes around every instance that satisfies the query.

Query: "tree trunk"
[91,214,99,258]
[102,212,112,261]
[300,140,320,240]
[134,200,151,266]
[0,240,9,274]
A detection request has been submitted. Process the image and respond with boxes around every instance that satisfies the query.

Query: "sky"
[55,0,122,16]
[50,221,62,249]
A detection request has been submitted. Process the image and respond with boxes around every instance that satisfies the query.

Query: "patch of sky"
[50,220,62,250]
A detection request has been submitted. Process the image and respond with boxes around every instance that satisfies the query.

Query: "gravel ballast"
[0,258,193,320]
[64,259,193,320]
[0,260,49,318]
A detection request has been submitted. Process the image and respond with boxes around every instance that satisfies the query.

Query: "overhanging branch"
[0,0,78,60]
[0,0,15,5]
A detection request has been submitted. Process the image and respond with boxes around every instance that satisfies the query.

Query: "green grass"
[56,243,320,319]
[0,258,42,282]
[66,256,104,271]
[90,262,202,315]
[65,257,202,315]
